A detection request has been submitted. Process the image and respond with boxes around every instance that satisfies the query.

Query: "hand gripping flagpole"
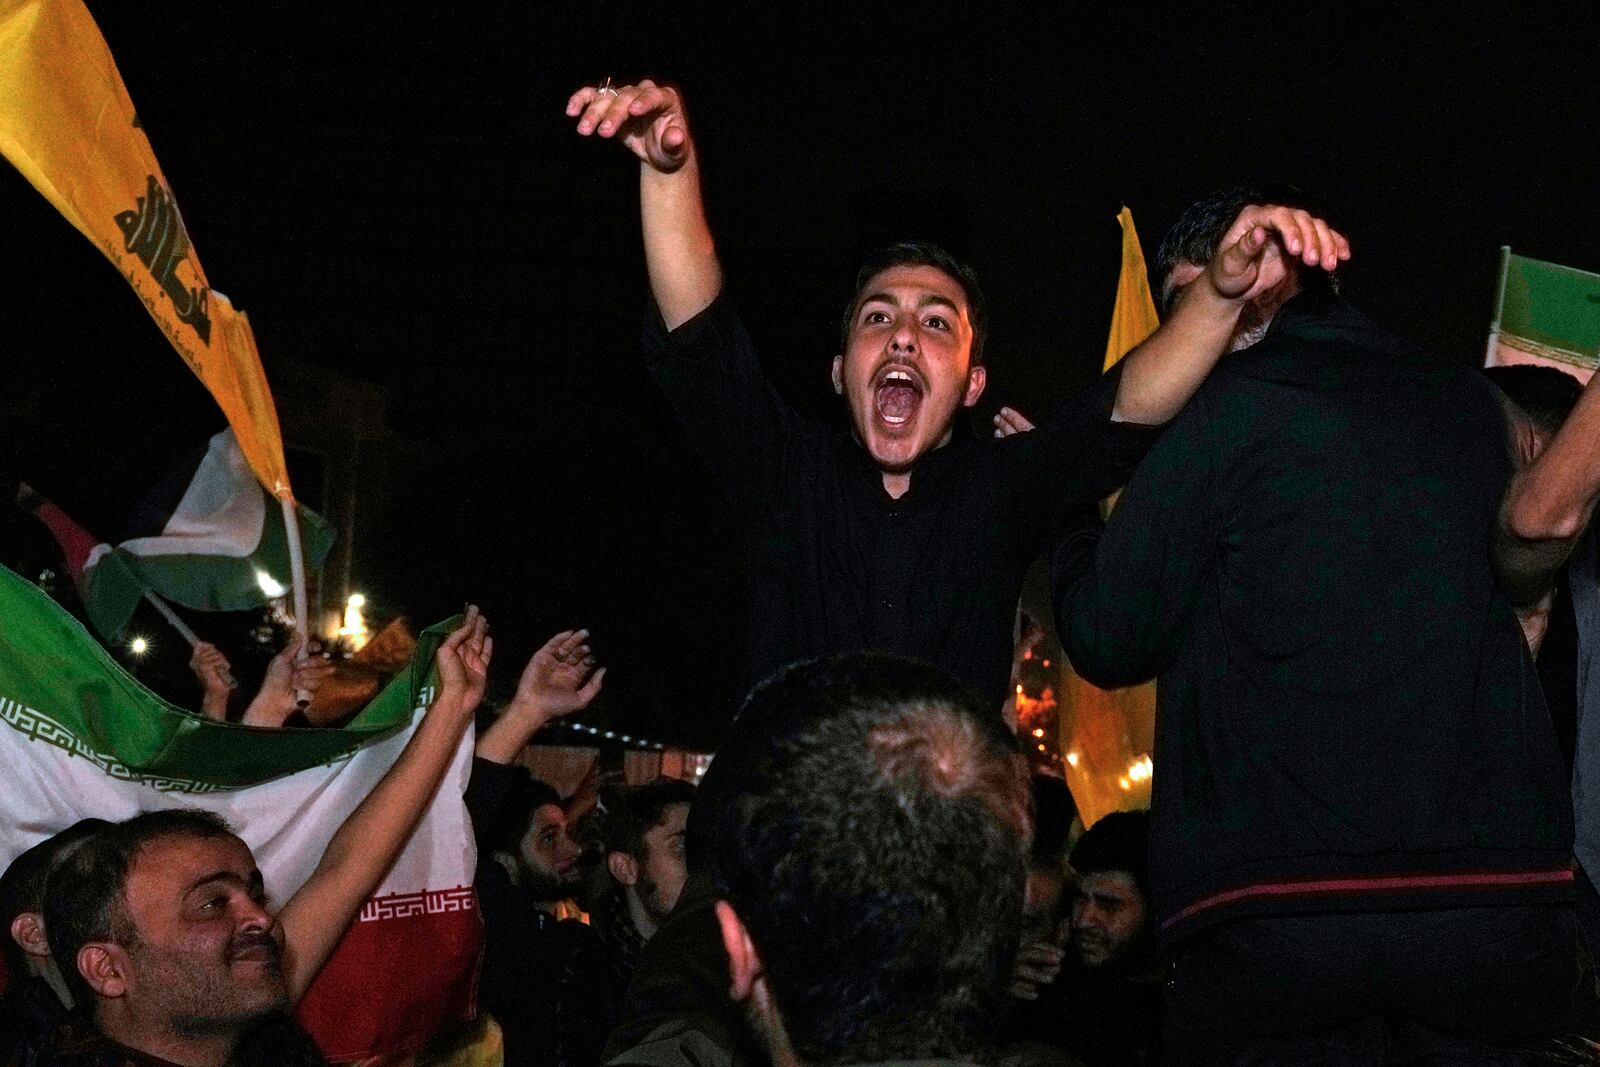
[280,494,313,708]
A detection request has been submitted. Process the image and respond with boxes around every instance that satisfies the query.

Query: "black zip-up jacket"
[1053,288,1575,943]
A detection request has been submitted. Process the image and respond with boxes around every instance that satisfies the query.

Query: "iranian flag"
[0,564,483,1062]
[19,428,333,641]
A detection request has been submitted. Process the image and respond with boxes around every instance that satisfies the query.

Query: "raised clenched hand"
[566,79,692,173]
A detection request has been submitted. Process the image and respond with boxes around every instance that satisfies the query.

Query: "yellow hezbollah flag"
[1102,206,1161,371]
[0,0,292,499]
[1060,207,1162,826]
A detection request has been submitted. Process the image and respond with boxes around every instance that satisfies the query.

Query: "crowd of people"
[1,73,1597,1067]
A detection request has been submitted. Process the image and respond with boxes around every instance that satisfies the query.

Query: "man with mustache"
[21,609,492,1067]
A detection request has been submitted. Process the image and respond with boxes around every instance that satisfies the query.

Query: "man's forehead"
[650,802,691,834]
[128,833,256,893]
[1076,870,1140,899]
[858,264,969,311]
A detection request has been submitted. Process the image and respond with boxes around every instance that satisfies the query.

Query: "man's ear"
[607,851,640,888]
[962,365,987,408]
[10,912,50,960]
[831,355,844,396]
[714,899,761,1003]
[77,942,128,1000]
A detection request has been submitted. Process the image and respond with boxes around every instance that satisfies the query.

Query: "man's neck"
[94,1005,236,1067]
[881,471,911,499]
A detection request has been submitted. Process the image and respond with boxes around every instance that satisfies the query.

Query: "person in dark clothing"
[1053,186,1579,1061]
[595,780,695,995]
[566,79,1348,1064]
[1005,812,1161,1067]
[1,819,110,1060]
[1493,362,1600,979]
[466,628,612,1067]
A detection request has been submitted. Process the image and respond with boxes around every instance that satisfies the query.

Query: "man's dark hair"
[707,653,1031,1066]
[1030,775,1078,864]
[1068,809,1150,901]
[483,770,565,857]
[841,242,988,367]
[603,778,697,862]
[1154,184,1340,313]
[1484,364,1584,439]
[44,809,235,1003]
[0,818,110,977]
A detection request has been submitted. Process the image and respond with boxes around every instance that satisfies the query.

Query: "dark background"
[1,2,1595,749]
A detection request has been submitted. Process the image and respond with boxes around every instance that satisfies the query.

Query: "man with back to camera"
[1053,186,1579,1061]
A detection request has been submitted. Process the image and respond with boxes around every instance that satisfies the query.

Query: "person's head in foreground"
[832,242,989,477]
[1,817,110,1009]
[43,809,293,1066]
[708,653,1032,1067]
[1484,363,1584,467]
[1156,184,1344,353]
[1066,809,1152,974]
[604,777,696,943]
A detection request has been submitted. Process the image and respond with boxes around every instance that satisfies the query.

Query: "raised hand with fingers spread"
[476,628,605,765]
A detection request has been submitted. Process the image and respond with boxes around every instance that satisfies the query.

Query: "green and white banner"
[0,566,480,1061]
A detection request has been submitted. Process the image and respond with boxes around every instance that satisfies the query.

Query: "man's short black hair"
[603,778,696,862]
[0,818,110,977]
[1068,809,1150,901]
[707,653,1030,1066]
[1030,775,1078,864]
[1154,184,1340,313]
[1484,364,1585,439]
[483,770,565,857]
[44,809,236,1003]
[841,242,988,367]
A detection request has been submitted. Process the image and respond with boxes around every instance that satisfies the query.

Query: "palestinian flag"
[19,428,333,641]
[0,565,483,1062]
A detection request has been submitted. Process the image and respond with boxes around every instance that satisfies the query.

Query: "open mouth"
[873,369,924,427]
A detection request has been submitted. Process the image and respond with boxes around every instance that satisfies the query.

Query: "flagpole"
[140,590,238,690]
[280,495,313,707]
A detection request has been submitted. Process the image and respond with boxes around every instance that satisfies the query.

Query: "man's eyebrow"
[183,869,251,896]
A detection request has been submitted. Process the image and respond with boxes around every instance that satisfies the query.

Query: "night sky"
[1,2,1595,749]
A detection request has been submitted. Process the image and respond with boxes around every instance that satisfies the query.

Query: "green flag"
[1489,247,1600,372]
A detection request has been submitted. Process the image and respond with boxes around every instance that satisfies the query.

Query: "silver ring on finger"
[597,77,620,97]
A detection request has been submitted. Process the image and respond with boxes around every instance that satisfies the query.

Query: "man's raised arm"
[1111,205,1349,425]
[567,79,721,329]
[1495,371,1600,608]
[275,607,492,1001]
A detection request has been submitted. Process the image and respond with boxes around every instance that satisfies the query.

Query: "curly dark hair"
[706,653,1031,1065]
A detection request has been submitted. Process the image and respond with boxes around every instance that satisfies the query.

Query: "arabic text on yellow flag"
[0,0,292,499]
[1102,206,1162,371]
